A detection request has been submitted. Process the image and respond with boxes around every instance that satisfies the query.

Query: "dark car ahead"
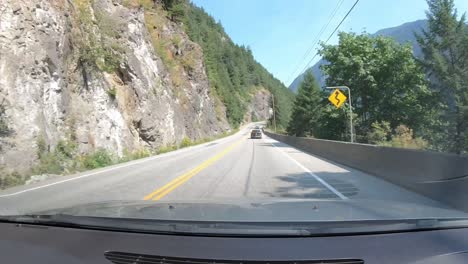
[251,129,262,139]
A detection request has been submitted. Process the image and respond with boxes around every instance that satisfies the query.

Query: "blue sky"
[191,0,468,86]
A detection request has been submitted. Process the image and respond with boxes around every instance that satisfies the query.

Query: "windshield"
[0,0,467,236]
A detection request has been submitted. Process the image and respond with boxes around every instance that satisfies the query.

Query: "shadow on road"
[262,171,359,199]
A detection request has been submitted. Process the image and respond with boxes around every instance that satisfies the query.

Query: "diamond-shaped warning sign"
[328,89,347,108]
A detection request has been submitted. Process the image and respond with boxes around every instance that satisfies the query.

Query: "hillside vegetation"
[181,1,294,128]
[0,0,295,188]
[287,0,467,154]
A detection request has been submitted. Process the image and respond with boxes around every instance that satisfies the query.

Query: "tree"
[287,72,322,137]
[319,32,436,142]
[416,0,468,154]
[314,103,348,141]
[183,3,294,128]
[162,0,186,22]
[367,121,391,144]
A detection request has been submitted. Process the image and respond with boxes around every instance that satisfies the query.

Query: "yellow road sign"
[328,89,347,108]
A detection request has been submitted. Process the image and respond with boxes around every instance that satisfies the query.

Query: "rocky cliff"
[0,0,240,173]
[244,89,272,123]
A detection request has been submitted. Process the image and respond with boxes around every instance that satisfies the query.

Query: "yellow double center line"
[143,138,244,201]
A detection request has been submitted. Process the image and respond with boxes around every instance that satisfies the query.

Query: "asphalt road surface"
[0,123,463,218]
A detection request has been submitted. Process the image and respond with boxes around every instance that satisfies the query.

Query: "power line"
[285,0,345,86]
[295,0,360,85]
[323,0,360,44]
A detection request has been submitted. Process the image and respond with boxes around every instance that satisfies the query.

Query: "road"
[0,123,464,218]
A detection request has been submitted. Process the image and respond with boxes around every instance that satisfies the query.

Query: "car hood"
[34,198,468,222]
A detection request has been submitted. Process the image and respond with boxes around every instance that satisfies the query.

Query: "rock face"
[0,0,229,173]
[244,89,272,123]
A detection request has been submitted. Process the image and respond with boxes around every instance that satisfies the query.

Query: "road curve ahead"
[0,123,463,218]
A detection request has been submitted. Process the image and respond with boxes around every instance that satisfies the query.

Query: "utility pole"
[272,94,277,132]
[326,86,354,143]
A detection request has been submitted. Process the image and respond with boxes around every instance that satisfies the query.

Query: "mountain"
[289,20,429,92]
[0,0,293,176]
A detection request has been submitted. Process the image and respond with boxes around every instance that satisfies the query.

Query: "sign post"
[326,86,354,143]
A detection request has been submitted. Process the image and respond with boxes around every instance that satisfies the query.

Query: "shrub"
[36,136,47,158]
[0,171,26,190]
[33,152,65,175]
[180,136,192,148]
[139,0,154,10]
[55,140,77,159]
[367,121,391,144]
[157,145,178,154]
[120,148,152,162]
[33,139,78,175]
[80,149,114,169]
[180,50,197,72]
[75,1,124,73]
[388,125,429,150]
[122,0,140,8]
[107,87,117,99]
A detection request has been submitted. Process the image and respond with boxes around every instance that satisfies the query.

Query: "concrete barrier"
[264,131,468,212]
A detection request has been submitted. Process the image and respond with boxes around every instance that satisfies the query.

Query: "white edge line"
[267,137,348,200]
[0,154,167,198]
[0,127,253,198]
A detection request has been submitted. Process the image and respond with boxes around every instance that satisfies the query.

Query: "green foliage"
[34,152,67,175]
[107,87,117,99]
[74,0,124,73]
[318,32,436,143]
[119,148,151,163]
[122,0,141,8]
[157,129,239,154]
[180,136,192,148]
[183,3,295,127]
[367,121,391,144]
[365,123,428,150]
[20,128,240,188]
[385,125,429,149]
[162,0,186,22]
[33,140,79,175]
[55,140,78,159]
[416,0,468,154]
[157,144,178,154]
[80,149,114,169]
[33,138,116,174]
[36,136,47,157]
[251,112,258,122]
[315,103,348,141]
[287,72,323,137]
[139,0,154,10]
[0,103,9,137]
[0,170,25,190]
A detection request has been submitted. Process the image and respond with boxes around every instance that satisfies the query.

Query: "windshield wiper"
[2,214,468,237]
[0,214,86,228]
[0,214,315,236]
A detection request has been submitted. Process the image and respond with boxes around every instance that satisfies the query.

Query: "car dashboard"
[1,222,468,264]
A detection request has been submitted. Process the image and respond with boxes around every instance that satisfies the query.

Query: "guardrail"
[264,131,468,212]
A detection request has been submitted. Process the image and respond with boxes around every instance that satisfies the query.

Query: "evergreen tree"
[416,0,468,154]
[183,3,294,128]
[162,0,186,22]
[287,72,323,137]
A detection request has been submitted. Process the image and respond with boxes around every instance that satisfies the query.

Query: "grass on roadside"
[0,129,239,190]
